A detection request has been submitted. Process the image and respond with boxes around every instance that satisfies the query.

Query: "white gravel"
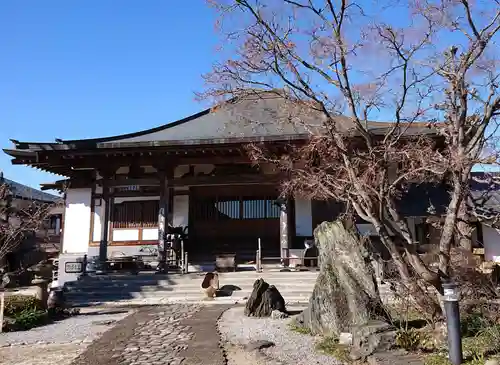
[218,307,341,365]
[0,308,131,347]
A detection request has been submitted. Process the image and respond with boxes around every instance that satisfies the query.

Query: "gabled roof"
[1,176,59,203]
[3,92,437,178]
[4,92,434,152]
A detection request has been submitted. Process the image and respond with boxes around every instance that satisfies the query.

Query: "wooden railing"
[255,249,320,272]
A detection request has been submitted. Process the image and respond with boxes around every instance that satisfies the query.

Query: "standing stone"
[244,279,286,317]
[296,220,389,335]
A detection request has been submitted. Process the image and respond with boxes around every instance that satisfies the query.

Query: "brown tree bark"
[456,199,473,251]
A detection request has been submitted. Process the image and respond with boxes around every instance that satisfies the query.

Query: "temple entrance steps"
[63,270,322,307]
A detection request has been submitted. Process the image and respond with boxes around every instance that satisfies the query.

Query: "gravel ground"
[218,307,341,365]
[0,343,84,365]
[0,308,131,347]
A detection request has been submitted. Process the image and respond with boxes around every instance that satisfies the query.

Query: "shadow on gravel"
[78,309,130,316]
[216,285,242,297]
[285,310,304,316]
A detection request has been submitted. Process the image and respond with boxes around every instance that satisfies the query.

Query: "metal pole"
[184,252,188,274]
[443,281,463,365]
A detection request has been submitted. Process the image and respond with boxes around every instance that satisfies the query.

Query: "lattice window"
[192,196,280,221]
[112,200,159,228]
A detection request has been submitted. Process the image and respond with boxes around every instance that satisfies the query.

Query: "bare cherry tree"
[0,176,57,274]
[202,0,500,320]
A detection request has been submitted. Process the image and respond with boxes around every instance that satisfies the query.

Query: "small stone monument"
[31,277,49,310]
[201,272,219,299]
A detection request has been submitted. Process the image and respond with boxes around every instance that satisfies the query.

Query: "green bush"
[4,295,43,316]
[461,313,493,337]
[12,309,50,330]
[288,321,312,335]
[315,336,350,362]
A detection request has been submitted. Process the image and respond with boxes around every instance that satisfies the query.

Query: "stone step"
[67,295,312,307]
[65,277,318,287]
[74,271,319,280]
[64,283,317,296]
[65,273,318,289]
[65,286,314,297]
[63,270,320,307]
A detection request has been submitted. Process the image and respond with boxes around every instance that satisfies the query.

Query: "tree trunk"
[375,226,443,321]
[296,220,389,336]
[456,200,473,251]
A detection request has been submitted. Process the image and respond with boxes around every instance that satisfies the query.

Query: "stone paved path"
[70,304,229,365]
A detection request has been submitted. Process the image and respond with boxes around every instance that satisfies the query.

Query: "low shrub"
[12,309,50,330]
[461,312,494,337]
[4,295,43,316]
[463,324,500,360]
[424,354,452,365]
[315,336,350,362]
[288,321,312,335]
[396,328,423,351]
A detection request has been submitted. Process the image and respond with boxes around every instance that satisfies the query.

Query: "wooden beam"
[97,173,284,188]
[40,154,252,170]
[172,173,284,187]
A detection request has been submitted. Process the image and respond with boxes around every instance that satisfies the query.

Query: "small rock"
[92,319,116,326]
[245,340,275,351]
[125,347,140,352]
[350,321,396,360]
[339,332,353,345]
[271,310,289,319]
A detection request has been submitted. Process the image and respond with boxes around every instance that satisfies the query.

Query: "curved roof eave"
[59,108,212,145]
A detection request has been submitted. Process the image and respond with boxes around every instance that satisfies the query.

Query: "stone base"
[350,321,397,361]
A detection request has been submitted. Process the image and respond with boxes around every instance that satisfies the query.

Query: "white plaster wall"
[142,228,159,240]
[113,229,140,241]
[62,188,92,253]
[483,224,500,262]
[295,198,312,236]
[88,244,159,258]
[92,203,104,242]
[173,195,189,228]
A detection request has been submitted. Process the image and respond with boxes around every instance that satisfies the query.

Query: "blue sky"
[1,1,497,191]
[0,0,219,189]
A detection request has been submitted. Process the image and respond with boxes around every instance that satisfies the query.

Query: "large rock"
[296,220,388,336]
[244,278,286,317]
[349,320,396,360]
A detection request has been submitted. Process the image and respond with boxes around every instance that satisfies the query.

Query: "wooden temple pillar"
[278,197,293,268]
[156,166,173,273]
[97,170,113,274]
